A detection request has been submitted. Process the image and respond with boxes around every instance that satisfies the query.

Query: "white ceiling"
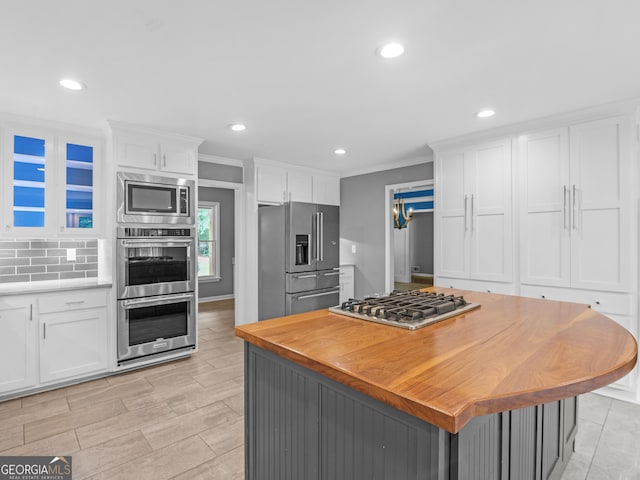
[1,1,639,176]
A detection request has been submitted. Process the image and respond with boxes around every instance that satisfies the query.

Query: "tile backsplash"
[0,239,98,283]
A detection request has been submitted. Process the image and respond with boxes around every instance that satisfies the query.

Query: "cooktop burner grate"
[329,290,480,330]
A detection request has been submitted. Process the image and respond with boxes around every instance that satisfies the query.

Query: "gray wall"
[340,161,434,298]
[410,212,434,274]
[198,161,243,183]
[198,186,235,299]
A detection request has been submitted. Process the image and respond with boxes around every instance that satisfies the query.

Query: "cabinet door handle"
[563,185,569,229]
[464,195,469,230]
[471,194,475,231]
[65,300,85,305]
[30,304,33,321]
[153,153,157,166]
[572,184,577,229]
[163,154,167,167]
[43,323,46,339]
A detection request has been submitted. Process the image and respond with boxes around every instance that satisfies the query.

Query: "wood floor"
[0,299,244,480]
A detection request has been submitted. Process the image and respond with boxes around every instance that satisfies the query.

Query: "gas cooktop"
[329,290,480,330]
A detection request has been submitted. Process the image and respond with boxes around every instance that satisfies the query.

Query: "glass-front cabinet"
[62,138,95,230]
[2,125,101,236]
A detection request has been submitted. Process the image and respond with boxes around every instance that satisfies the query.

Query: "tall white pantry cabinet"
[434,108,639,401]
[435,138,513,291]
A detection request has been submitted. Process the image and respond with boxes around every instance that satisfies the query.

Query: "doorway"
[385,180,434,293]
[197,178,246,326]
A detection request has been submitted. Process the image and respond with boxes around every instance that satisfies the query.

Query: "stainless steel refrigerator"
[259,202,340,320]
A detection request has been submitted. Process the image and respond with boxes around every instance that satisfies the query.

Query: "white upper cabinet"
[287,171,313,203]
[255,161,340,205]
[256,164,288,203]
[435,138,513,283]
[111,122,202,177]
[520,116,631,292]
[312,173,340,206]
[1,125,101,237]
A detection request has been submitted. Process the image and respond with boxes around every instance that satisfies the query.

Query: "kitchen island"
[235,289,637,480]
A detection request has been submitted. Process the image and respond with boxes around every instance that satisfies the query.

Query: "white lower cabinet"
[339,265,355,303]
[39,290,108,383]
[0,297,36,394]
[0,288,109,397]
[436,277,516,295]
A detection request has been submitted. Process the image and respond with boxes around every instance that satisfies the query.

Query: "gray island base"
[244,344,577,480]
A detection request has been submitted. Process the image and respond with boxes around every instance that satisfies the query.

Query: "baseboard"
[198,293,235,303]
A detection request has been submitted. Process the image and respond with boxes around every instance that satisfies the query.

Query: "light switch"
[67,248,77,261]
[351,244,357,254]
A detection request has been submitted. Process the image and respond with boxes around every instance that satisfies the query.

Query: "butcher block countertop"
[235,288,637,433]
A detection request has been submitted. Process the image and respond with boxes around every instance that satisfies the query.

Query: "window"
[197,202,220,280]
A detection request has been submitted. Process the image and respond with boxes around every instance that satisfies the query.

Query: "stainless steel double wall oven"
[116,173,197,364]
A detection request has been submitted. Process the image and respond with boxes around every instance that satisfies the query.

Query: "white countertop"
[0,278,112,296]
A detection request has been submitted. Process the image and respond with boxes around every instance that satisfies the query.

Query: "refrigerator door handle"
[315,212,321,262]
[297,288,340,300]
[320,211,324,262]
[295,274,318,279]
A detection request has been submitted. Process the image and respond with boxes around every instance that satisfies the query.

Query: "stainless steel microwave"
[117,172,194,224]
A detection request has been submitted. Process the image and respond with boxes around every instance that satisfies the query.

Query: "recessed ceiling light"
[476,109,495,118]
[334,148,347,155]
[229,123,247,132]
[378,43,405,59]
[59,78,86,91]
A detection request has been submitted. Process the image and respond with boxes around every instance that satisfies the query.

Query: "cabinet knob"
[487,289,491,293]
[541,295,546,299]
[595,301,601,305]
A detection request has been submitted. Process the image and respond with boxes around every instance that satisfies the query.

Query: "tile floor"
[562,391,640,480]
[0,298,638,479]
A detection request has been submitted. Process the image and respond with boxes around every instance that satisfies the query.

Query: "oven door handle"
[122,293,194,308]
[120,239,194,247]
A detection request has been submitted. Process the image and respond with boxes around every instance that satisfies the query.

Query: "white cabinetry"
[313,174,341,206]
[519,116,631,292]
[435,138,513,290]
[110,122,203,177]
[287,171,314,203]
[255,161,340,205]
[1,125,102,237]
[256,164,287,203]
[0,287,109,397]
[339,265,355,303]
[38,289,108,383]
[257,165,315,203]
[0,297,36,394]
